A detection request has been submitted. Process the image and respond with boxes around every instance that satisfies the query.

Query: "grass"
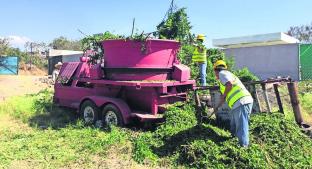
[0,89,311,168]
[0,90,132,168]
[0,125,129,168]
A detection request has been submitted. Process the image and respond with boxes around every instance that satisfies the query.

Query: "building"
[212,32,312,81]
[48,49,83,75]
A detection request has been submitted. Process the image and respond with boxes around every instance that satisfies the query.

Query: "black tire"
[102,104,124,127]
[80,100,99,125]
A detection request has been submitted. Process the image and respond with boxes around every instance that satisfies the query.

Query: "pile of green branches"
[132,103,312,168]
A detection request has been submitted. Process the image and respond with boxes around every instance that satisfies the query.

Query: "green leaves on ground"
[132,104,312,168]
[0,90,311,168]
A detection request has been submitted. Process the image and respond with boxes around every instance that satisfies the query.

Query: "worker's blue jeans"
[199,62,207,86]
[230,103,253,147]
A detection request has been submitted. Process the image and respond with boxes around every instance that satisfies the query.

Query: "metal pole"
[261,83,272,113]
[287,82,303,124]
[273,84,284,114]
[30,42,33,70]
[131,18,135,38]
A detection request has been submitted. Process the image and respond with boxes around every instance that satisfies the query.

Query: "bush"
[234,67,259,82]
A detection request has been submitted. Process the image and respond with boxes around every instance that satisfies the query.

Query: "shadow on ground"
[153,122,232,158]
[29,105,79,129]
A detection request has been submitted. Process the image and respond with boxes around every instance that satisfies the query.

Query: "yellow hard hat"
[196,34,205,41]
[213,60,227,69]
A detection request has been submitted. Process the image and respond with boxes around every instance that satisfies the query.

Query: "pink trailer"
[54,39,195,126]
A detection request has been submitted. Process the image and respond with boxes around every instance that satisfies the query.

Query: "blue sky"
[1,0,312,48]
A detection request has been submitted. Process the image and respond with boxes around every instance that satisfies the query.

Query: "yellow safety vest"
[218,75,251,109]
[192,46,207,63]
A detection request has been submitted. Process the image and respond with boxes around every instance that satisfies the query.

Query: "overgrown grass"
[0,90,130,168]
[0,90,311,168]
[299,81,312,117]
[132,104,312,168]
[0,125,128,168]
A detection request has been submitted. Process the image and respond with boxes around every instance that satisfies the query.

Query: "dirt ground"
[0,75,50,101]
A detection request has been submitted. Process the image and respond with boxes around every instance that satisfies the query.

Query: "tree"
[156,7,193,44]
[25,42,48,55]
[0,38,10,56]
[49,36,82,50]
[287,22,312,43]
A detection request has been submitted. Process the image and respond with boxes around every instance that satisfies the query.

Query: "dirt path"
[0,75,49,101]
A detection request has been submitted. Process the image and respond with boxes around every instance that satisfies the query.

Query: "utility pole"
[30,42,33,70]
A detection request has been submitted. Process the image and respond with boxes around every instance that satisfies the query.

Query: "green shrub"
[234,67,259,82]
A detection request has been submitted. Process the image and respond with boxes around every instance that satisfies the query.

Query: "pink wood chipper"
[53,39,195,126]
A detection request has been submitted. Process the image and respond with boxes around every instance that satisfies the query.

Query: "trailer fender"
[80,96,131,124]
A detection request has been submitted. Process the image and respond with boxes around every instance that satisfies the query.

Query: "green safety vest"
[192,46,207,63]
[218,74,251,109]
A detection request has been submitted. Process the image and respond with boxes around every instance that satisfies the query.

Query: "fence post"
[287,82,303,124]
[261,83,272,113]
[273,83,284,114]
[247,84,262,113]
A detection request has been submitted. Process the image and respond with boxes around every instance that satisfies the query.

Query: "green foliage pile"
[80,31,122,51]
[132,104,312,168]
[156,8,192,44]
[1,90,311,168]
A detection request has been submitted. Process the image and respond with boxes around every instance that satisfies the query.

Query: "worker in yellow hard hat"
[213,60,254,147]
[192,34,207,86]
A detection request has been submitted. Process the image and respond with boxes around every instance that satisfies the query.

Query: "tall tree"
[49,36,82,50]
[287,22,312,43]
[156,7,193,44]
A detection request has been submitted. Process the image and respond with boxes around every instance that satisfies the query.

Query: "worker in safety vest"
[213,60,253,147]
[192,34,207,86]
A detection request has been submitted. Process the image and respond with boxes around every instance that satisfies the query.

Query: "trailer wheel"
[102,104,124,127]
[80,100,99,125]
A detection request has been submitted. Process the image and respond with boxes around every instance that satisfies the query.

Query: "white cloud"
[2,35,32,49]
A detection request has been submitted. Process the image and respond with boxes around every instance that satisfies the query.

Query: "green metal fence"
[299,44,312,80]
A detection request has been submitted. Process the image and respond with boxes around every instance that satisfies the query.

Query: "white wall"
[224,44,299,81]
[62,54,82,62]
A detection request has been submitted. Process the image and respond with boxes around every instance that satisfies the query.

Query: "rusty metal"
[244,77,292,85]
[273,84,284,114]
[287,82,303,124]
[193,77,309,127]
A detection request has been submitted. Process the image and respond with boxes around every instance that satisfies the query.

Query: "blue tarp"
[0,56,19,75]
